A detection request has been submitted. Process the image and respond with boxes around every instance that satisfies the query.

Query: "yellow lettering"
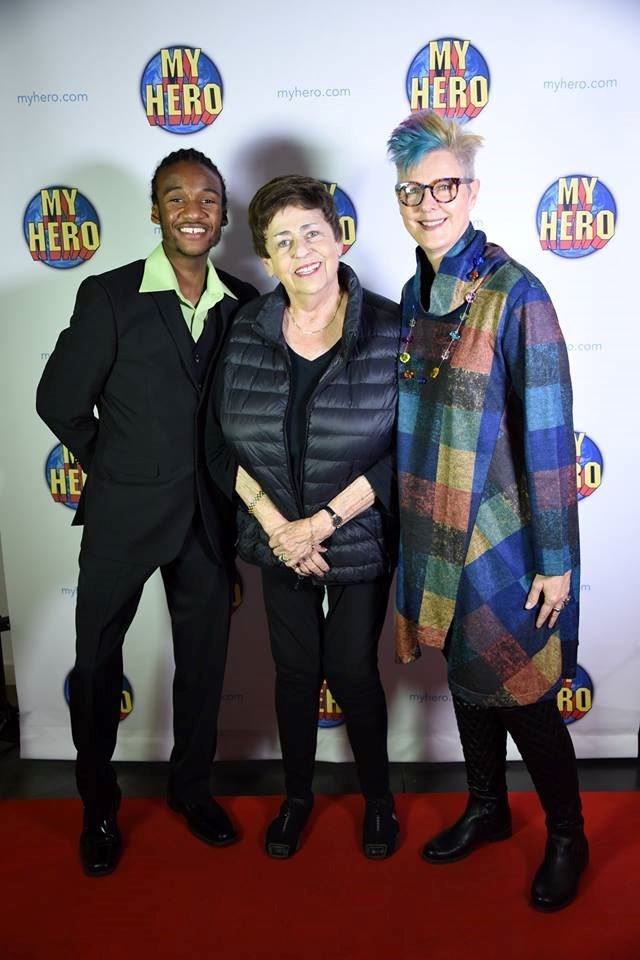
[63,446,76,465]
[558,178,580,205]
[68,468,83,497]
[580,177,597,206]
[121,690,133,715]
[41,189,61,217]
[452,39,470,70]
[183,47,200,77]
[449,76,467,107]
[145,84,164,117]
[49,469,67,495]
[61,188,77,217]
[429,40,451,71]
[202,83,222,115]
[166,84,181,116]
[47,222,61,252]
[182,84,202,115]
[559,211,574,242]
[574,688,591,711]
[28,221,46,252]
[80,222,100,250]
[556,686,573,710]
[539,210,557,247]
[61,221,80,251]
[432,76,447,109]
[468,75,488,107]
[581,462,601,489]
[574,210,594,241]
[161,47,183,79]
[410,76,429,109]
[324,688,342,715]
[595,210,614,240]
[340,215,356,247]
[324,182,337,197]
[574,432,585,456]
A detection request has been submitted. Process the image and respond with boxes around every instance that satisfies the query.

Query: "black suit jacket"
[36,258,257,567]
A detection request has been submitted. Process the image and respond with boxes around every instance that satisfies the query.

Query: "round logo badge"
[318,679,345,728]
[322,181,357,255]
[141,46,223,133]
[24,188,100,268]
[575,432,603,501]
[64,671,134,721]
[406,38,490,122]
[557,665,594,725]
[537,176,616,258]
[45,443,86,510]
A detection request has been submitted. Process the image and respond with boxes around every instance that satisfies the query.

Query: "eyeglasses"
[395,178,474,206]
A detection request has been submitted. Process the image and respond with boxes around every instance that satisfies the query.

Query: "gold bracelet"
[247,489,265,514]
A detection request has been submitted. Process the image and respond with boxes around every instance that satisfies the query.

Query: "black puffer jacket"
[218,264,400,583]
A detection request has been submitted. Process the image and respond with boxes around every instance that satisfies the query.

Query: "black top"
[286,342,341,501]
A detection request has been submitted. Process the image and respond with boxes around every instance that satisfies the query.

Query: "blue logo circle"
[575,431,603,501]
[45,443,86,510]
[24,187,100,269]
[141,46,223,133]
[557,665,594,725]
[406,38,490,123]
[537,176,616,258]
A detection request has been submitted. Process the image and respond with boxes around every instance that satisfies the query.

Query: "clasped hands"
[525,571,572,629]
[268,516,330,577]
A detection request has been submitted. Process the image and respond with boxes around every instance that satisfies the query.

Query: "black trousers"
[261,567,392,801]
[70,512,231,816]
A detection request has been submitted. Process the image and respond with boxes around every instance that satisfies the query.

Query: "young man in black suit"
[36,149,257,877]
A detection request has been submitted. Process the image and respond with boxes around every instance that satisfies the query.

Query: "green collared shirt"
[139,244,236,341]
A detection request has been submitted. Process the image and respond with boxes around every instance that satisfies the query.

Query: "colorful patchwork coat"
[395,225,580,707]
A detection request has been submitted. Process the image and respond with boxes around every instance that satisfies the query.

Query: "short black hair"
[150,148,228,226]
[248,175,341,257]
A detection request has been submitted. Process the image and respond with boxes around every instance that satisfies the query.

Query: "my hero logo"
[406,39,490,122]
[318,679,345,727]
[45,443,86,509]
[64,671,133,721]
[142,47,223,132]
[556,666,593,724]
[575,431,603,500]
[322,182,357,255]
[24,188,100,268]
[537,176,616,258]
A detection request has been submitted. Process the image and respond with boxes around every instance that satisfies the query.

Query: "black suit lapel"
[151,290,199,390]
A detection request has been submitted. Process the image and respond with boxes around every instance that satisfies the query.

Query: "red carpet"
[1,792,638,960]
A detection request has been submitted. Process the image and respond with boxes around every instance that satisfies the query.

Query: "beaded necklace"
[399,255,487,384]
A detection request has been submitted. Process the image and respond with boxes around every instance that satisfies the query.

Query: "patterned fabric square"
[435,444,475,492]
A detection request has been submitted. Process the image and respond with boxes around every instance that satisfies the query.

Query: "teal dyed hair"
[387,110,483,178]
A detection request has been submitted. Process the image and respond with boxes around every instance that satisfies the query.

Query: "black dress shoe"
[80,803,122,878]
[167,795,238,846]
[422,794,512,863]
[531,830,589,911]
[363,796,400,860]
[265,797,313,859]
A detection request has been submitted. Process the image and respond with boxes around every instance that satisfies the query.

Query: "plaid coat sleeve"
[500,277,580,577]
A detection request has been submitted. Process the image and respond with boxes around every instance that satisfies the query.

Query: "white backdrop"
[1,0,638,763]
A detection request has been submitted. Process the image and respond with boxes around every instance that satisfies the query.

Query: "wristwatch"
[321,504,343,528]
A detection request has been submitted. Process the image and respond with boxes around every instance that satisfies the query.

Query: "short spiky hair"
[150,148,228,226]
[248,175,342,258]
[387,110,484,178]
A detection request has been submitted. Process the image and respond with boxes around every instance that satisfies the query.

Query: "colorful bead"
[399,352,411,364]
[403,370,415,379]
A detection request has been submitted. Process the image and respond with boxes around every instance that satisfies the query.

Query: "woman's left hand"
[268,518,325,567]
[525,571,572,629]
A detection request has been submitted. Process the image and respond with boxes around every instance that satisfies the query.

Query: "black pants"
[70,513,231,816]
[261,567,391,801]
[452,694,584,829]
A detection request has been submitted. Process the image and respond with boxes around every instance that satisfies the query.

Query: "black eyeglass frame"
[395,177,474,206]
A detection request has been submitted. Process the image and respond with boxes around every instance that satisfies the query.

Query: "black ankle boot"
[422,793,512,863]
[531,828,589,911]
[362,795,399,860]
[79,786,123,877]
[265,797,313,859]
